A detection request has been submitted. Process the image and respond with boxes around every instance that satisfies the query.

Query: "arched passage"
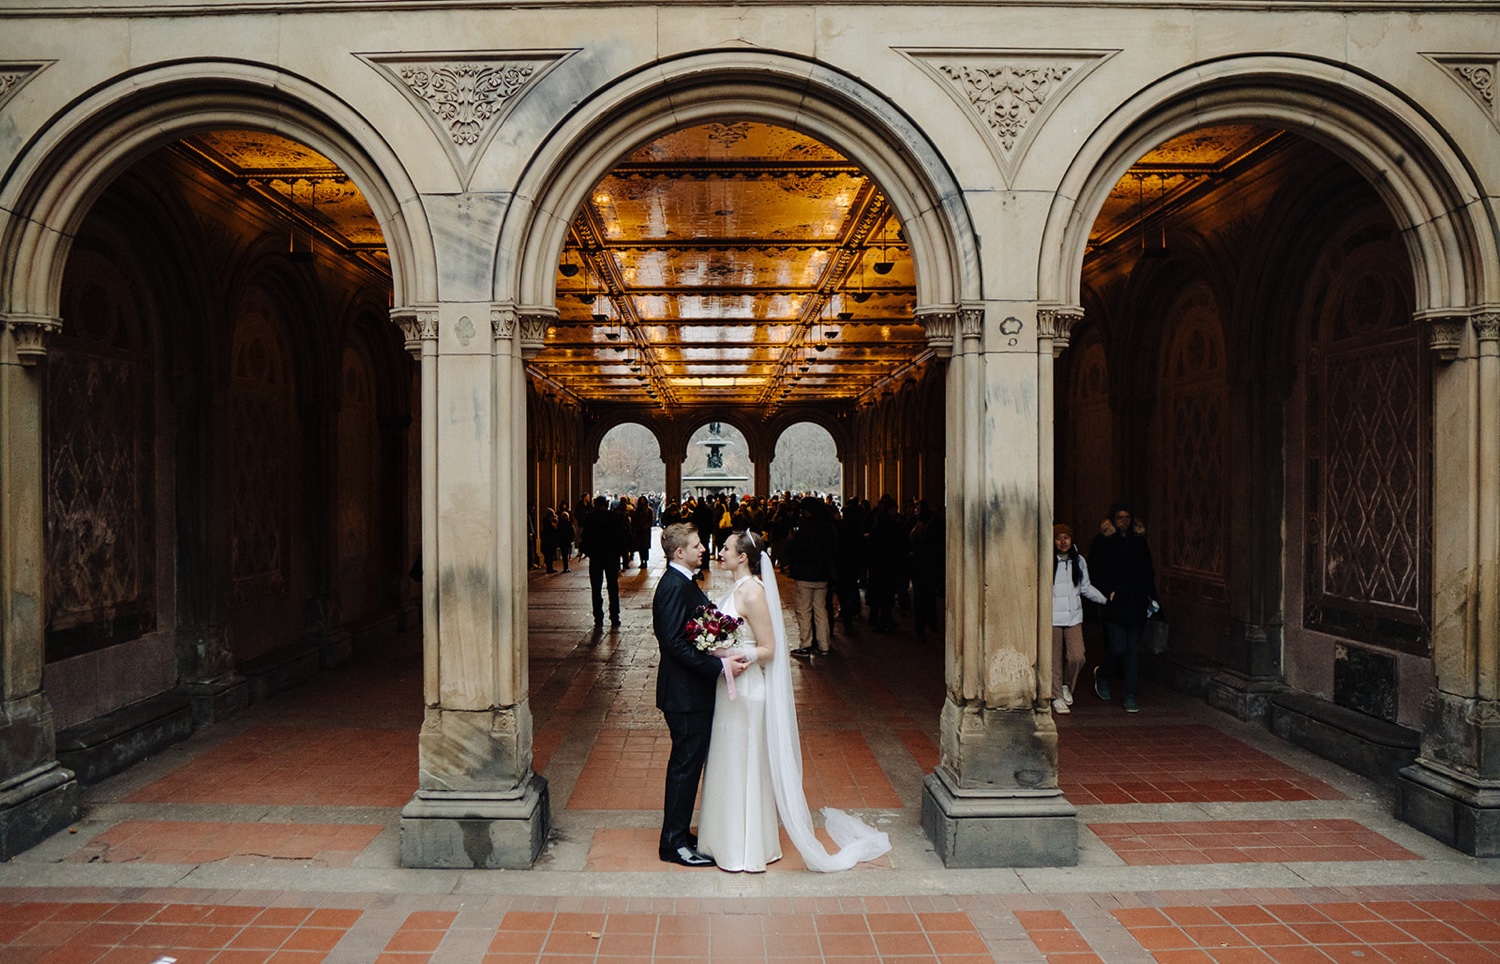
[0,63,432,857]
[1045,59,1500,854]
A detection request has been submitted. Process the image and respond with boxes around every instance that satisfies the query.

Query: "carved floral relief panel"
[45,248,156,659]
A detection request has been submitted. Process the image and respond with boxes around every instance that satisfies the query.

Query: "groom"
[653,521,748,867]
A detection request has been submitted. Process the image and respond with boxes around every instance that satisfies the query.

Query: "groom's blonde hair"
[661,522,698,559]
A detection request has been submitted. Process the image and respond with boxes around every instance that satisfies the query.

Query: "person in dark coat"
[788,498,837,657]
[540,507,559,573]
[579,495,627,627]
[1087,501,1158,713]
[556,508,574,573]
[630,497,656,568]
[909,500,944,644]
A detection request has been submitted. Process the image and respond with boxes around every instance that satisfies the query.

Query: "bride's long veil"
[758,552,891,871]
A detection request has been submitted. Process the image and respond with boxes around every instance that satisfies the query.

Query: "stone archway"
[393,49,1038,869]
[1039,55,1500,855]
[0,62,434,859]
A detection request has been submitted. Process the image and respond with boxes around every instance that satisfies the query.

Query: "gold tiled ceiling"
[168,123,1279,412]
[175,131,390,272]
[1088,124,1280,251]
[539,121,920,410]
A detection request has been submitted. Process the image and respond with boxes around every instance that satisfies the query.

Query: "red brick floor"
[0,900,362,963]
[4,557,1493,963]
[1091,819,1420,866]
[1058,724,1344,805]
[1113,899,1500,963]
[126,725,415,807]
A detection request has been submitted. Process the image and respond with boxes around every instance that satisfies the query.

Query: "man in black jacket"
[1088,501,1158,713]
[653,522,747,866]
[579,495,626,627]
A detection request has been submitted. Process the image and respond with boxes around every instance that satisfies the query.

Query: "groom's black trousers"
[660,708,713,852]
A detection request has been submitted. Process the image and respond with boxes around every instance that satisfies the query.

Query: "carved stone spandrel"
[359,52,575,187]
[0,62,51,113]
[896,49,1116,185]
[1424,54,1500,127]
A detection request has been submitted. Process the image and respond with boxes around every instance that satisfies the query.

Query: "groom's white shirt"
[669,561,695,580]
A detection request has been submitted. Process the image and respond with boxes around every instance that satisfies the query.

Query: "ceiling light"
[814,342,828,353]
[850,291,872,303]
[826,327,839,339]
[873,260,894,275]
[593,313,608,325]
[837,311,852,321]
[578,293,596,305]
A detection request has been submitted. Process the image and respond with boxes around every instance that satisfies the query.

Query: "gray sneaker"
[1094,666,1110,701]
[1124,696,1139,713]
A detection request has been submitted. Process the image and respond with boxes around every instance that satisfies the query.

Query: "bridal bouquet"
[686,605,745,700]
[685,605,742,653]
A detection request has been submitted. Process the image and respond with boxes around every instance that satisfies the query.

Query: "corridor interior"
[1,546,1496,962]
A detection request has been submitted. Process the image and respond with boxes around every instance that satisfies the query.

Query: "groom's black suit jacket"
[653,566,724,711]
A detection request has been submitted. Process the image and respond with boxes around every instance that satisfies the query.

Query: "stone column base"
[1395,759,1500,856]
[921,768,1078,868]
[181,677,249,727]
[400,773,549,869]
[1208,670,1282,724]
[0,763,78,858]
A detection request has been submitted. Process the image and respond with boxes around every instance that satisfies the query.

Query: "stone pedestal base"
[0,763,78,858]
[1395,759,1500,856]
[181,677,248,727]
[400,773,549,869]
[921,768,1077,867]
[1208,670,1282,724]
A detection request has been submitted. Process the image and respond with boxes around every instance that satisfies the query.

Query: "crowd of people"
[528,489,1160,713]
[528,491,947,645]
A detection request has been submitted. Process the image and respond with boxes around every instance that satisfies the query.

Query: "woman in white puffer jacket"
[1052,524,1106,714]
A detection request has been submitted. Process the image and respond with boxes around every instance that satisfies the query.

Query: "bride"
[697,529,891,872]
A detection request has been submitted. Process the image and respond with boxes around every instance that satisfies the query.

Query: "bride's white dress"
[697,575,782,871]
[696,563,892,874]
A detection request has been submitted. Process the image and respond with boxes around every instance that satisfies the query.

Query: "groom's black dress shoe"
[660,845,715,867]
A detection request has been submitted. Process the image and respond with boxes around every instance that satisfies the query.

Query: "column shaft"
[0,317,78,857]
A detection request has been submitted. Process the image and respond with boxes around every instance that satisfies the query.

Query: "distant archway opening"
[593,422,666,499]
[771,422,842,498]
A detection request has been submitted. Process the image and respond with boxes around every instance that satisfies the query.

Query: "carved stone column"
[0,314,79,857]
[1398,309,1500,854]
[918,304,1078,867]
[395,303,548,869]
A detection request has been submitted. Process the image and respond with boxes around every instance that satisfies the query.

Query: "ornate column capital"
[390,304,438,359]
[959,305,985,343]
[1037,305,1084,358]
[915,305,958,358]
[1474,309,1500,344]
[2,313,62,366]
[495,304,554,359]
[1417,310,1467,362]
